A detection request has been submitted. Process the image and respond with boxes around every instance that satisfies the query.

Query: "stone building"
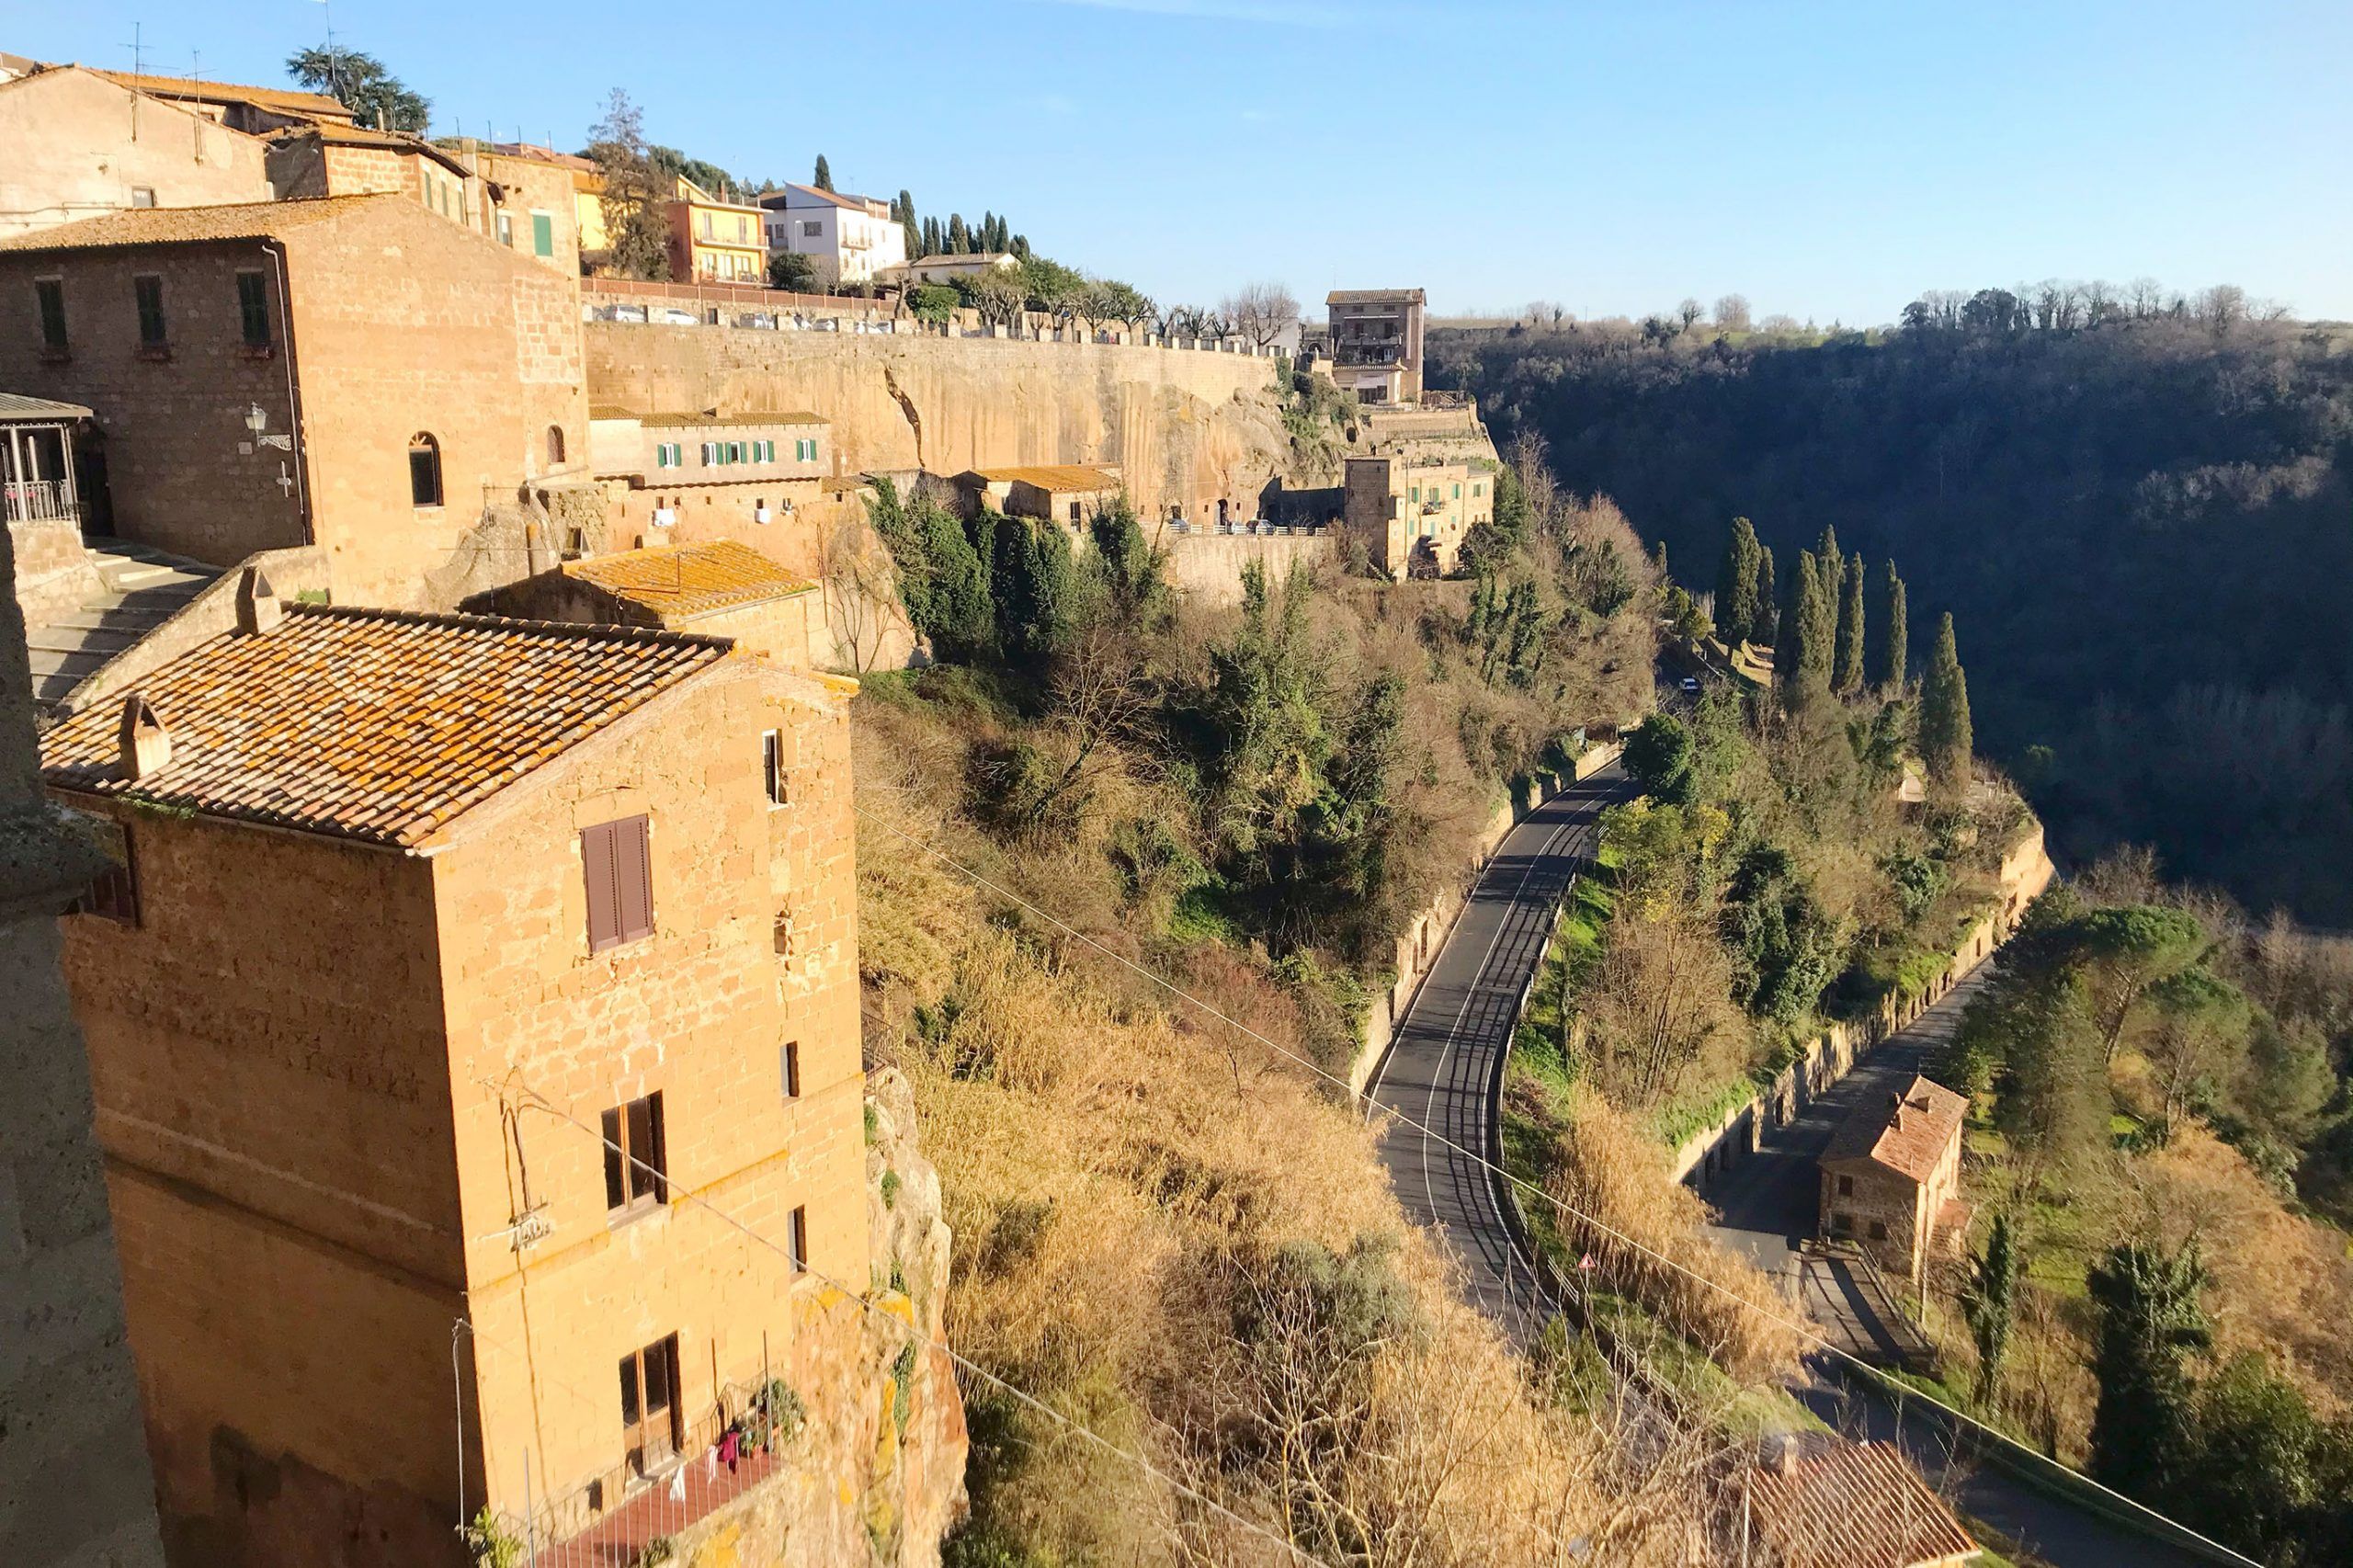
[87,68,354,136]
[40,590,961,1563]
[0,192,595,609]
[951,462,1124,528]
[494,538,824,670]
[264,120,480,225]
[591,406,835,551]
[2,483,168,1568]
[0,64,277,238]
[1818,1074,1970,1287]
[1325,287,1426,405]
[1343,452,1495,577]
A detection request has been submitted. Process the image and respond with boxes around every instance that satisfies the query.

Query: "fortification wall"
[1155,529,1336,608]
[585,323,1294,528]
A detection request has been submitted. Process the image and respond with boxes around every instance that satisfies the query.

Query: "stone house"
[591,406,835,551]
[0,193,594,609]
[1818,1074,1971,1287]
[0,64,277,239]
[1343,452,1495,577]
[264,120,481,227]
[495,539,824,671]
[952,463,1124,529]
[1326,287,1425,405]
[38,590,946,1564]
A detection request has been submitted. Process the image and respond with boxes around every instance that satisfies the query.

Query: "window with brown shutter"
[582,814,654,953]
[762,730,788,806]
[600,1091,666,1218]
[789,1206,809,1274]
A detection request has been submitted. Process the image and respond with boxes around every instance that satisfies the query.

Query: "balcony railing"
[4,478,78,524]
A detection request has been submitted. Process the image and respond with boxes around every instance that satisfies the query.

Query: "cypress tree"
[947,213,969,252]
[1715,517,1762,647]
[1751,547,1778,645]
[1815,523,1842,604]
[1779,551,1830,712]
[1919,611,1974,786]
[1835,549,1866,695]
[2086,1242,2213,1500]
[1962,1211,2021,1403]
[1875,561,1909,690]
[813,153,834,192]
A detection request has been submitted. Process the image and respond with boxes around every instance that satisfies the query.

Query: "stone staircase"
[27,538,219,709]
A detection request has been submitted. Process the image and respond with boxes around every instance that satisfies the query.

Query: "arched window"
[546,425,566,467]
[408,433,442,507]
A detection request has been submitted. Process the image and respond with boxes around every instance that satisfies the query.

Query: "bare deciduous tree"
[1222,282,1301,350]
[1676,298,1703,332]
[822,518,904,672]
[1711,293,1752,331]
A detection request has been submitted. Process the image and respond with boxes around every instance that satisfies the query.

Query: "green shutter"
[532,212,554,257]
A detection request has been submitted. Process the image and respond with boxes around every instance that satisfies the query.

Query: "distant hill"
[1432,311,2353,922]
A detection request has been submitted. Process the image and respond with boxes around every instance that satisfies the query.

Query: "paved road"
[1368,764,1626,1344]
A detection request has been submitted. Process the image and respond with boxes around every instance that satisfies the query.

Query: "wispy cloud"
[1027,0,1357,27]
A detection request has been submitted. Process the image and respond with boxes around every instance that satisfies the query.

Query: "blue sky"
[17,0,2349,322]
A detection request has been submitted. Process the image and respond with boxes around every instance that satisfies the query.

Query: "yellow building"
[665,175,765,283]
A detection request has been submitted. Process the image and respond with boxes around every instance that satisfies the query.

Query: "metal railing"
[4,478,78,524]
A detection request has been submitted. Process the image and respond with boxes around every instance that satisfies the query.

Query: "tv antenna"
[120,21,144,140]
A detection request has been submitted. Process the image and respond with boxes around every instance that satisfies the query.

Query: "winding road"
[1364,761,2235,1568]
[1367,763,1624,1344]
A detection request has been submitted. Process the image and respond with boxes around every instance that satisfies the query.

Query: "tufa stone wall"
[585,323,1294,531]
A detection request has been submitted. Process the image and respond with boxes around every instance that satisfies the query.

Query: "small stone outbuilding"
[1818,1074,1970,1287]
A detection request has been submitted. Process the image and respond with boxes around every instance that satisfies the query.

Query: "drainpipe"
[262,240,313,546]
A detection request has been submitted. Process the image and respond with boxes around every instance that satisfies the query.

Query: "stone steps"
[26,537,221,708]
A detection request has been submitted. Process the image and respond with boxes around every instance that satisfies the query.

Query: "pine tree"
[1875,561,1909,690]
[813,153,834,192]
[1751,547,1778,646]
[1919,611,1973,786]
[1834,550,1866,695]
[1715,517,1762,648]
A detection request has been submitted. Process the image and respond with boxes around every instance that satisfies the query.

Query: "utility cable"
[491,1079,1333,1568]
[848,796,2261,1566]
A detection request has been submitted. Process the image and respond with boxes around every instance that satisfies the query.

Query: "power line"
[847,798,2260,1566]
[488,1077,1336,1568]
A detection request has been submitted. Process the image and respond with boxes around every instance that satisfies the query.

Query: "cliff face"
[585,324,1295,525]
[664,1069,966,1568]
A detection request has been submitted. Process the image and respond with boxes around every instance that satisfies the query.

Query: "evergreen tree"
[286,47,427,131]
[1715,517,1762,647]
[922,216,941,256]
[1919,611,1974,786]
[813,153,835,192]
[947,213,969,252]
[1814,524,1842,604]
[1834,550,1866,695]
[1751,547,1778,645]
[2087,1242,2213,1500]
[1875,560,1909,690]
[915,498,993,658]
[1961,1211,2021,1403]
[1779,551,1831,712]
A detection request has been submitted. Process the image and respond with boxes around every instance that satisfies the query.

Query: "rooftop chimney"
[117,694,170,779]
[234,566,283,635]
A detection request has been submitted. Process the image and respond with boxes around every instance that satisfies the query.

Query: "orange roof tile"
[1823,1074,1968,1185]
[1746,1437,1976,1568]
[633,410,829,429]
[965,464,1122,492]
[91,69,353,121]
[40,604,727,847]
[565,540,815,620]
[0,194,388,254]
[268,120,472,175]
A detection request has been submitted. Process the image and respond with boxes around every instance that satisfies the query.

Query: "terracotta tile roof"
[565,541,814,620]
[635,410,829,429]
[39,604,728,847]
[966,464,1122,492]
[1823,1074,1968,1185]
[761,182,881,213]
[487,142,599,174]
[271,119,472,166]
[1327,288,1425,306]
[0,194,387,254]
[91,69,353,121]
[1746,1437,1976,1568]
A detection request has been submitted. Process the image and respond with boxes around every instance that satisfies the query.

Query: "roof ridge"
[287,599,735,653]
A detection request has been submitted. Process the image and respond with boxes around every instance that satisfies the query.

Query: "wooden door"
[620,1335,680,1477]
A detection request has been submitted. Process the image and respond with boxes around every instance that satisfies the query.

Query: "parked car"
[657,308,697,326]
[605,303,648,324]
[1678,676,1702,694]
[735,312,775,330]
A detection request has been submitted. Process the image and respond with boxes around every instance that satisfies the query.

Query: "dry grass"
[854,704,1745,1566]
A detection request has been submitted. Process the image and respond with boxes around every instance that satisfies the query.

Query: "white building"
[885,252,1020,288]
[757,183,905,287]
